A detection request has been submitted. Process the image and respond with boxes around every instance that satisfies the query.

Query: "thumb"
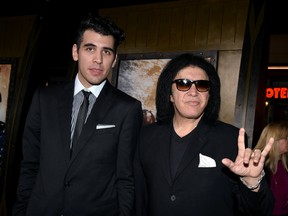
[222,158,233,168]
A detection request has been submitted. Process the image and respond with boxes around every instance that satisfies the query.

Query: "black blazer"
[13,80,143,216]
[134,120,274,216]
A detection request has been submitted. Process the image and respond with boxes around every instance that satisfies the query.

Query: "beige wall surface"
[218,50,242,123]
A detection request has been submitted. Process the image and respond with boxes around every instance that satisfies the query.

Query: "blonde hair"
[254,120,288,174]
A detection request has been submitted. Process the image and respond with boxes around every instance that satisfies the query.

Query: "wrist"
[239,170,265,190]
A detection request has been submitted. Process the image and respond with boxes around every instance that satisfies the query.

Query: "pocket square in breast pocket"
[96,124,116,129]
[198,153,216,168]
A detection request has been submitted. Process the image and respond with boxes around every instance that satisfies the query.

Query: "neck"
[173,117,200,138]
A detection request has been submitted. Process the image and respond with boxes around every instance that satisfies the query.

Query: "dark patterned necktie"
[71,90,91,157]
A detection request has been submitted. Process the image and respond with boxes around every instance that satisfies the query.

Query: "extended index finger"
[237,128,246,157]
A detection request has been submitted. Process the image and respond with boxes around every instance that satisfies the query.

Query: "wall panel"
[170,7,185,49]
[182,6,197,48]
[125,12,138,49]
[100,0,249,53]
[222,2,238,44]
[157,8,172,49]
[100,0,250,124]
[208,3,223,45]
[147,10,160,48]
[135,12,149,47]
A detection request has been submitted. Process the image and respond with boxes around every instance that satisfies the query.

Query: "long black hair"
[156,53,220,125]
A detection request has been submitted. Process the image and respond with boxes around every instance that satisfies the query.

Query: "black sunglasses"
[172,79,211,92]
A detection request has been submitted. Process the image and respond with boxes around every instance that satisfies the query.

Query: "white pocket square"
[198,153,216,168]
[96,124,116,129]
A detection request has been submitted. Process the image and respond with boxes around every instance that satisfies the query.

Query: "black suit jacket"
[134,120,274,216]
[13,80,143,216]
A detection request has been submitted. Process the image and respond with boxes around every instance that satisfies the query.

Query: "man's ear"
[170,94,174,103]
[112,54,118,68]
[72,44,78,61]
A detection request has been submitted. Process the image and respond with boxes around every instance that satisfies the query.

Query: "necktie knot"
[82,90,91,100]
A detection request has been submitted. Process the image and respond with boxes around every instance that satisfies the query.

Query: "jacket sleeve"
[117,100,143,216]
[235,175,274,216]
[133,129,148,216]
[13,88,42,216]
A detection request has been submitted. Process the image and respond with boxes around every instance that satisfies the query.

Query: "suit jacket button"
[170,195,176,201]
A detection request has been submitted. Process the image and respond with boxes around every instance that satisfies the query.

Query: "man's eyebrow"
[103,47,115,53]
[83,43,96,47]
[83,43,115,53]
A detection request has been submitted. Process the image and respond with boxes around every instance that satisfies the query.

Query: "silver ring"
[253,149,261,153]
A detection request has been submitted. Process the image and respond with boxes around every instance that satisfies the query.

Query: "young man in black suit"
[13,15,143,216]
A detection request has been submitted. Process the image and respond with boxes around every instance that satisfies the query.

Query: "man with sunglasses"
[134,53,274,216]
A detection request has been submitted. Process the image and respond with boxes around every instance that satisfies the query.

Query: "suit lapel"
[160,123,174,186]
[58,82,74,163]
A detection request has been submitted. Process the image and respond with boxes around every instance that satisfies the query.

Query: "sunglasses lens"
[176,80,191,91]
[195,80,210,92]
